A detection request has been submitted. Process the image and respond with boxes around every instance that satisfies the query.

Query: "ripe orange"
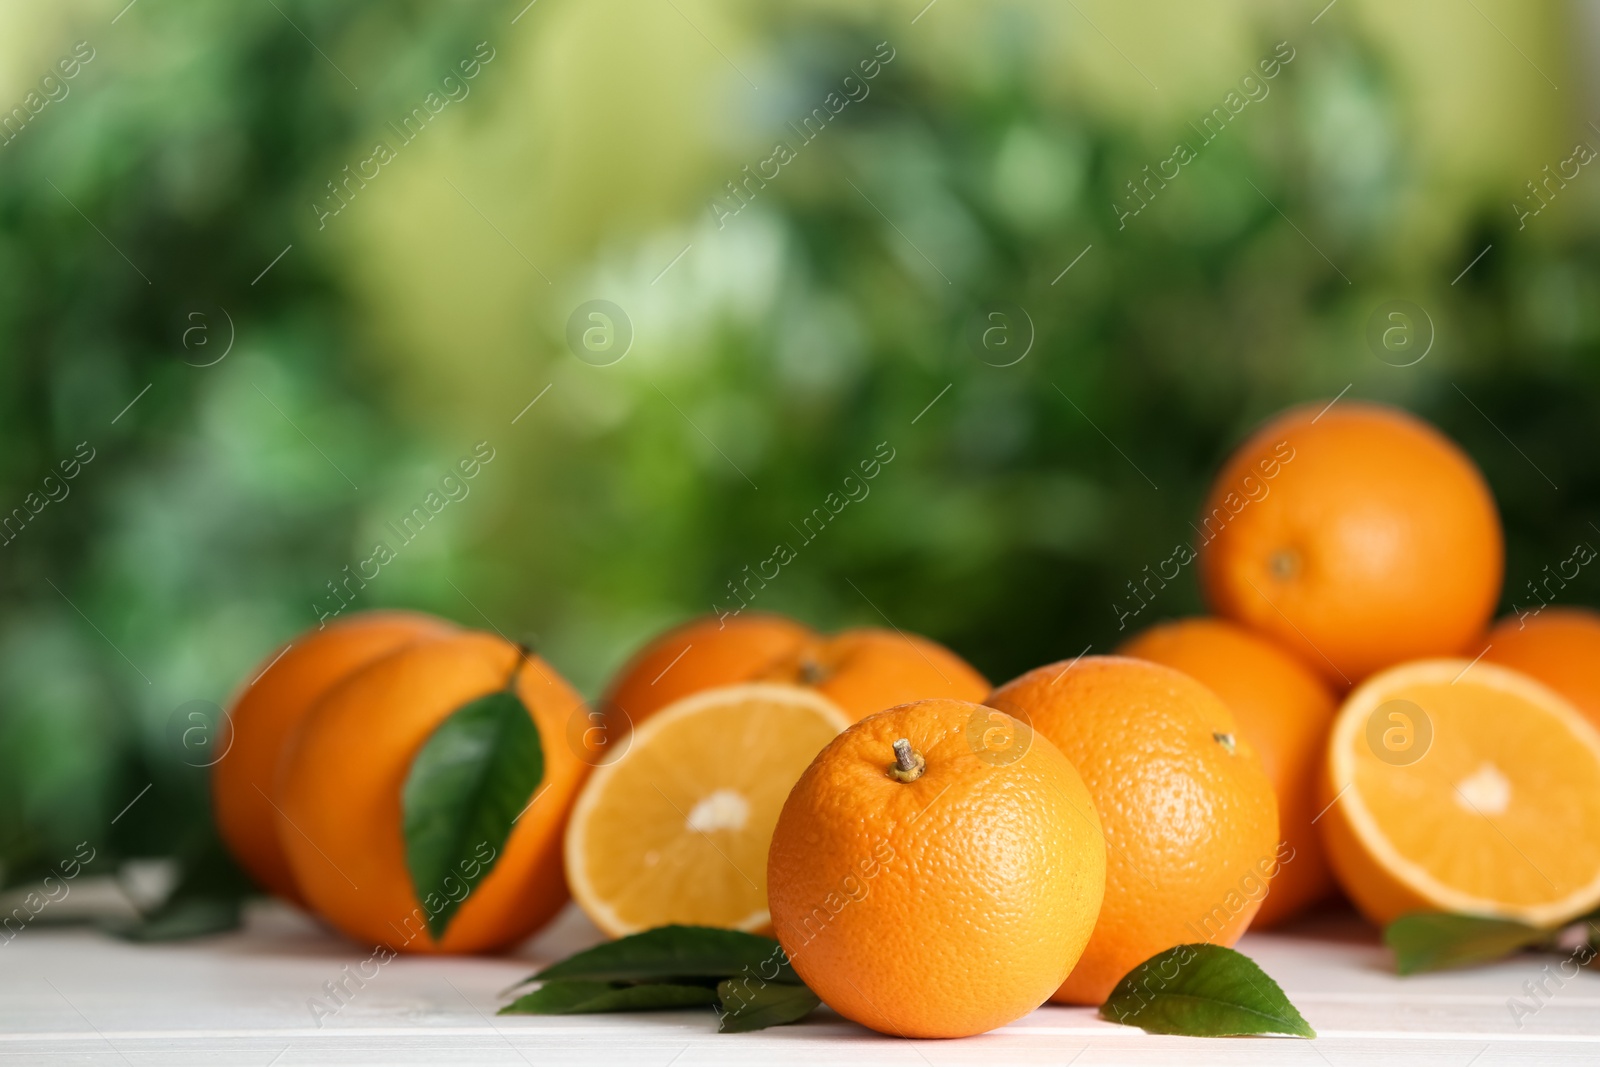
[1319,658,1600,927]
[1197,402,1503,685]
[1119,617,1336,927]
[768,698,1105,1039]
[758,627,990,721]
[600,613,812,729]
[276,630,591,953]
[212,610,455,904]
[1482,608,1600,730]
[603,613,988,726]
[990,656,1279,1005]
[566,683,850,936]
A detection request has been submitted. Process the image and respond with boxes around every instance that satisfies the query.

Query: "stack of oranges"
[1181,402,1600,934]
[211,398,1600,1040]
[212,618,597,953]
[210,613,990,955]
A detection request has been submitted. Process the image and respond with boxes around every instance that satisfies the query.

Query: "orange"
[212,610,454,904]
[768,698,1105,1039]
[758,627,990,721]
[1318,658,1600,927]
[600,613,812,729]
[1197,401,1503,686]
[603,613,989,726]
[1119,617,1337,927]
[1482,607,1600,730]
[565,683,849,937]
[276,630,590,953]
[990,656,1279,1005]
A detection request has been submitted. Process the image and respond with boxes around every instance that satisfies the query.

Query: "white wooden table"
[2,897,1595,1065]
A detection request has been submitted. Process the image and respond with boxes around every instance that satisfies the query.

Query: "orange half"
[564,683,849,937]
[1321,658,1600,927]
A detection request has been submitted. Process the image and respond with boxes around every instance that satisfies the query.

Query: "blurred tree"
[0,0,506,885]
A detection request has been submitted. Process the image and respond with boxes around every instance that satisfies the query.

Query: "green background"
[1,0,1595,889]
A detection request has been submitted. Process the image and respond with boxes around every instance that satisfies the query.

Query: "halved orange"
[564,683,849,937]
[1321,658,1600,927]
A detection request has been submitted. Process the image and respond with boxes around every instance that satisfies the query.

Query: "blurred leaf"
[1385,913,1550,975]
[102,896,241,943]
[101,831,251,942]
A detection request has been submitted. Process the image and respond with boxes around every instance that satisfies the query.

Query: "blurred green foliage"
[1,1,1597,892]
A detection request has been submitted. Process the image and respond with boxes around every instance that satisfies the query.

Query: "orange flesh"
[565,684,848,936]
[1347,678,1600,907]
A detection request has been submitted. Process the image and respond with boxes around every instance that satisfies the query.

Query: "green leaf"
[1384,912,1549,975]
[521,925,799,988]
[716,979,820,1033]
[102,897,242,942]
[402,686,544,940]
[499,980,718,1015]
[1100,944,1315,1038]
[101,834,252,942]
[498,926,816,1031]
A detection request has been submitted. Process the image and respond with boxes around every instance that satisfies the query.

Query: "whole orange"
[1118,618,1336,927]
[767,699,1105,1039]
[600,613,813,728]
[603,613,988,726]
[1197,401,1502,685]
[212,610,454,904]
[759,627,990,721]
[1482,607,1600,730]
[989,656,1279,1005]
[276,630,591,953]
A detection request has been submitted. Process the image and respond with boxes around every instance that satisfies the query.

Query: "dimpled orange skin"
[277,631,591,953]
[1119,618,1336,927]
[761,628,991,722]
[1198,402,1503,686]
[990,656,1279,1005]
[212,610,455,905]
[1483,608,1600,731]
[768,699,1105,1039]
[600,613,813,729]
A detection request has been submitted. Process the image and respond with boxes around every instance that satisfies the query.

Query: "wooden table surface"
[2,898,1595,1065]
